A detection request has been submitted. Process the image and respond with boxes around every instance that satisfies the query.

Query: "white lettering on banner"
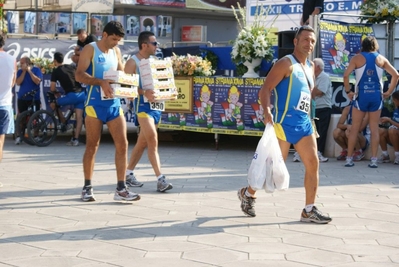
[246,0,362,30]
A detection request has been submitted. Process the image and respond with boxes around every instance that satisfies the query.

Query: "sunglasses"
[146,41,159,46]
[295,25,315,38]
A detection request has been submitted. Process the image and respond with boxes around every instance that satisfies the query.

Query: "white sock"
[382,151,388,156]
[245,189,253,198]
[157,175,164,180]
[126,169,133,176]
[305,204,314,212]
[395,151,399,157]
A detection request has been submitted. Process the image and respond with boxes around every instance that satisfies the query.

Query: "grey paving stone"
[1,134,399,267]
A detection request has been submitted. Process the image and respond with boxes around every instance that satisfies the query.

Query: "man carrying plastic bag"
[238,25,332,224]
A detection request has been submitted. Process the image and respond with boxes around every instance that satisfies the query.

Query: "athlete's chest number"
[150,101,165,111]
[296,92,311,113]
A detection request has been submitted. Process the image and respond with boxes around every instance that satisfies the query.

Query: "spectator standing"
[75,21,140,202]
[0,34,17,163]
[238,26,332,224]
[301,0,324,26]
[312,58,332,162]
[15,56,43,145]
[378,91,399,164]
[72,29,97,65]
[343,36,399,168]
[49,52,85,146]
[123,31,173,192]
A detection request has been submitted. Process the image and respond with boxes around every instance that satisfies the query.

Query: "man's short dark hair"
[77,29,86,35]
[53,52,64,64]
[0,34,5,48]
[295,25,316,39]
[103,21,125,38]
[392,91,399,101]
[138,31,155,50]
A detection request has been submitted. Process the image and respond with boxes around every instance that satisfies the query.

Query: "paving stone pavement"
[0,132,398,267]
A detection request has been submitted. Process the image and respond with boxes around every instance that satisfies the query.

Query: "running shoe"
[300,206,332,224]
[377,154,390,163]
[237,187,256,217]
[126,173,144,187]
[114,187,141,201]
[157,175,173,192]
[81,186,95,202]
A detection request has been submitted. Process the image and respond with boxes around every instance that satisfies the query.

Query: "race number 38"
[150,101,165,111]
[296,92,311,113]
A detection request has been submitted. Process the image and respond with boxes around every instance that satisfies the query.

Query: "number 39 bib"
[150,101,165,111]
[296,91,311,113]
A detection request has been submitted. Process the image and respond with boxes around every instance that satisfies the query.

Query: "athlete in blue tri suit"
[123,31,173,192]
[75,21,140,202]
[343,36,398,168]
[238,25,332,224]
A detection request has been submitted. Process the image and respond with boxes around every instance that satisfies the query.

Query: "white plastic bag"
[268,131,290,192]
[247,123,290,192]
[247,124,273,190]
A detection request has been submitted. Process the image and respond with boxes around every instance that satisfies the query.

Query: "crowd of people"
[1,20,398,223]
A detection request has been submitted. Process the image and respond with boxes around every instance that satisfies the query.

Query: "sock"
[126,169,133,176]
[305,204,314,213]
[117,181,126,191]
[244,189,253,198]
[157,175,165,180]
[84,179,91,188]
[347,156,353,160]
[395,151,399,157]
[382,151,389,156]
[358,149,363,153]
[371,157,378,161]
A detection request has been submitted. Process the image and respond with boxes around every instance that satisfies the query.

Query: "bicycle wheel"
[15,110,36,146]
[27,110,58,147]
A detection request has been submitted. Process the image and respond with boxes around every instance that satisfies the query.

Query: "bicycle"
[15,89,40,146]
[27,91,78,147]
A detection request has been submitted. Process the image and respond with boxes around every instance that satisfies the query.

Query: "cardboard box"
[103,70,139,86]
[101,83,138,100]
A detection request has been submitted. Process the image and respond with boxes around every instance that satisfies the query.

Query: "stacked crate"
[139,57,177,102]
[101,70,139,100]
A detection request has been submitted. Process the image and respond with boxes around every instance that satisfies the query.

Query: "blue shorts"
[0,108,10,135]
[57,91,85,110]
[353,98,382,112]
[135,111,161,126]
[85,106,123,123]
[274,121,313,145]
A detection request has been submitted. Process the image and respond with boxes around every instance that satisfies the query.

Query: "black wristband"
[346,90,352,94]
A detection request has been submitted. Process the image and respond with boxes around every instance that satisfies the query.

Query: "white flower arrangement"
[360,0,399,23]
[230,3,276,64]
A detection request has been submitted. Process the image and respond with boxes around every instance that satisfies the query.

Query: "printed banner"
[4,38,138,64]
[6,11,19,34]
[160,77,265,136]
[246,0,363,32]
[319,19,374,82]
[72,0,114,14]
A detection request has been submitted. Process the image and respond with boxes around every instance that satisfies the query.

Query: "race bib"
[150,101,165,111]
[296,91,311,113]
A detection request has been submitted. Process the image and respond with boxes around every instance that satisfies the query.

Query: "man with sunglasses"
[124,31,173,192]
[76,21,140,202]
[238,26,332,224]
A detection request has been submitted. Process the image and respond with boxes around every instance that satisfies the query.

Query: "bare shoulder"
[124,57,137,74]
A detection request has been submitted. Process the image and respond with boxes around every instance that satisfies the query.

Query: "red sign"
[181,25,205,42]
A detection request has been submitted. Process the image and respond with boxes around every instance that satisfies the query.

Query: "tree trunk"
[387,20,395,65]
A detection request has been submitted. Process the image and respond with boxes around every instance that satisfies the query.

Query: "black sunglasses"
[146,41,159,46]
